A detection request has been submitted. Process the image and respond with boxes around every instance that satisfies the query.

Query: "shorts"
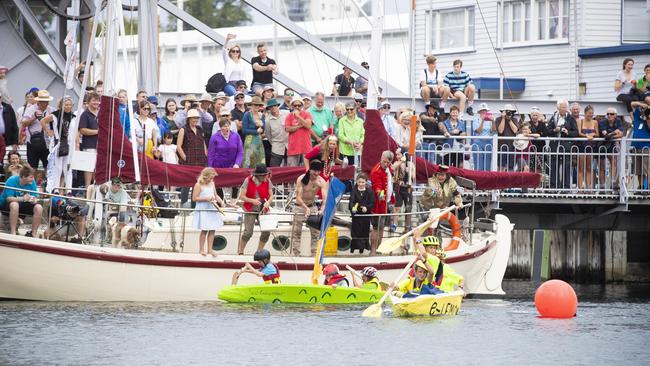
[423,85,442,97]
[371,215,386,230]
[241,211,270,243]
[252,82,274,94]
[394,185,412,209]
[1,200,37,218]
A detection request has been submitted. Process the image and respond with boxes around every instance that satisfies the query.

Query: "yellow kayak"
[390,290,464,317]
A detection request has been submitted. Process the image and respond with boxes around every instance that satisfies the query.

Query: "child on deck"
[513,123,540,172]
[323,264,349,287]
[351,266,382,291]
[234,249,281,284]
[155,132,178,192]
[192,168,225,257]
[348,173,374,254]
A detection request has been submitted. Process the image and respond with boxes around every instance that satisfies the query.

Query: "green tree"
[165,0,251,31]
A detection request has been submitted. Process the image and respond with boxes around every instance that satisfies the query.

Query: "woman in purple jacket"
[208,119,243,200]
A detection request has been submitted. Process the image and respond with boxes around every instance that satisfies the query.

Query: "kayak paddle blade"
[362,303,383,318]
[377,237,403,254]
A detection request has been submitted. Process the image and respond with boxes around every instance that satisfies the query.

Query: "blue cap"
[28,87,39,93]
[147,95,159,105]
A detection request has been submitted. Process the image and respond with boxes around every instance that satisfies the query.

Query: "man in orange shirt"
[370,150,394,255]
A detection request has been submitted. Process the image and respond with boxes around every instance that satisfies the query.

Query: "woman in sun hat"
[242,96,267,168]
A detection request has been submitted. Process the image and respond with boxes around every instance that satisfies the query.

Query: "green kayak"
[218,284,384,304]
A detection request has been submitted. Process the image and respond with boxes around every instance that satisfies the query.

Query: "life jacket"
[243,176,270,212]
[325,274,349,287]
[262,263,281,284]
[362,277,382,291]
[399,276,430,293]
[439,263,463,293]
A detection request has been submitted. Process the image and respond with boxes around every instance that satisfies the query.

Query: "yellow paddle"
[377,206,456,254]
[362,255,419,318]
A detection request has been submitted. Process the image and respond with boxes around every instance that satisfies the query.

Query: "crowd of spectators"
[0,49,648,241]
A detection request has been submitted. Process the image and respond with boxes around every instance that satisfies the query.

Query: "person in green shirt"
[308,92,335,144]
[638,63,650,104]
[337,102,364,165]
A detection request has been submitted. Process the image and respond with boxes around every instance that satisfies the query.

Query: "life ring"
[440,212,462,251]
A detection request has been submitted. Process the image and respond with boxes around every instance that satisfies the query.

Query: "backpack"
[205,73,226,93]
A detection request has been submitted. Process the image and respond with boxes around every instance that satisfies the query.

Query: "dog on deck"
[108,217,140,249]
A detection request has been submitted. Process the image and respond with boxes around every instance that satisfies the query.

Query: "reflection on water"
[1,281,649,366]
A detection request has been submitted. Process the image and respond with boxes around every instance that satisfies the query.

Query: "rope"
[474,0,519,110]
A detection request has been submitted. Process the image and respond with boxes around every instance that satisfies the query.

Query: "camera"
[191,102,200,108]
[505,111,514,117]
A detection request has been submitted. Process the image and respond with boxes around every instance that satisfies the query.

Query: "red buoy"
[534,279,578,318]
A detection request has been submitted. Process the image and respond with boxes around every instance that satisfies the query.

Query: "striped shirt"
[443,71,472,92]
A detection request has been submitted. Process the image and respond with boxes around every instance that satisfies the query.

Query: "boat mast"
[366,0,384,109]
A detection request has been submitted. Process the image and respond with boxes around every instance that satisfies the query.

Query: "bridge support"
[604,231,627,281]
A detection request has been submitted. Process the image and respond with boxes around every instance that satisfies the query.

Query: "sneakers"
[466,106,474,116]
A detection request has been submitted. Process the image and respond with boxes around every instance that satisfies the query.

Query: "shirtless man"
[292,160,328,256]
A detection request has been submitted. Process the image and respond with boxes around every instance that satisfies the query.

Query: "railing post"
[491,135,499,172]
[619,137,628,204]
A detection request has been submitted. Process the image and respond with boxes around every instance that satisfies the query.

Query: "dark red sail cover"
[95,96,354,187]
[361,109,541,189]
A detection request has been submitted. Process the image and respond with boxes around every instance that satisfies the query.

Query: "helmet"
[253,249,271,261]
[323,264,339,276]
[421,236,441,247]
[361,266,378,278]
[414,260,428,272]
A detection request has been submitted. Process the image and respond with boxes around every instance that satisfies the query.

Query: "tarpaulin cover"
[360,109,541,189]
[95,96,355,187]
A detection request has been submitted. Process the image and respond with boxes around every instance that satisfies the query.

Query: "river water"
[1,280,649,366]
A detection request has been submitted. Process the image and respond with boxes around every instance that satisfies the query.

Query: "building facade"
[413,0,650,101]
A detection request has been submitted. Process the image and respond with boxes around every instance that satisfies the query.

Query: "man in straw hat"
[292,159,328,256]
[21,89,55,171]
[237,164,274,255]
[174,93,213,130]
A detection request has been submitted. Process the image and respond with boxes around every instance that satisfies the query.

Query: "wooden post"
[605,231,627,281]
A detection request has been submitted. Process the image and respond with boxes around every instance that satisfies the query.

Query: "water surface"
[1,281,649,366]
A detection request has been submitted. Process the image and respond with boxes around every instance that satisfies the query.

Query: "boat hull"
[390,290,464,317]
[0,215,512,301]
[218,284,384,304]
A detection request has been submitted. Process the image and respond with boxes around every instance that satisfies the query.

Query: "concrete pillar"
[605,231,627,281]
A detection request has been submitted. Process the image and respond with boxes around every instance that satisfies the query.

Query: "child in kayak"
[233,249,281,284]
[323,264,349,287]
[415,230,464,293]
[351,266,382,291]
[395,255,442,298]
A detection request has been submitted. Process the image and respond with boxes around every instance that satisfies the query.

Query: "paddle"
[362,255,419,318]
[345,265,363,287]
[377,206,456,254]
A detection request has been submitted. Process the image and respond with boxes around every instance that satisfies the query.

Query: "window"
[622,0,650,43]
[429,7,475,52]
[502,1,531,43]
[500,0,568,46]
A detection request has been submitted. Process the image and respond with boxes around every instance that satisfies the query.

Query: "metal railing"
[415,135,650,202]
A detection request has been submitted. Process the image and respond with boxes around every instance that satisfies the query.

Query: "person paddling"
[233,249,281,285]
[351,266,382,291]
[414,229,464,293]
[323,264,349,288]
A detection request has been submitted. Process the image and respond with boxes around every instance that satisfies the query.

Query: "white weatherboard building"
[412,0,650,101]
[106,1,649,104]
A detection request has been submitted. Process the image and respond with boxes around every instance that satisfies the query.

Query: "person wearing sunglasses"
[279,88,295,110]
[223,33,252,96]
[338,102,364,166]
[134,100,158,160]
[598,107,625,190]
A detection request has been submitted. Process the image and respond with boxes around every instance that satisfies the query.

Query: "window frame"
[425,6,476,55]
[621,0,650,44]
[499,0,569,48]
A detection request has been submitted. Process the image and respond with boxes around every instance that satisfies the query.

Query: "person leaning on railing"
[546,100,578,190]
[630,102,650,191]
[0,165,43,237]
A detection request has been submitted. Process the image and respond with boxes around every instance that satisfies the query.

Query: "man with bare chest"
[292,160,328,256]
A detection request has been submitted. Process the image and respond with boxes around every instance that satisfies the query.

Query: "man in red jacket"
[370,150,394,255]
[238,164,274,255]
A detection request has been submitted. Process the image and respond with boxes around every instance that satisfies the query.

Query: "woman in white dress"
[192,168,225,257]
